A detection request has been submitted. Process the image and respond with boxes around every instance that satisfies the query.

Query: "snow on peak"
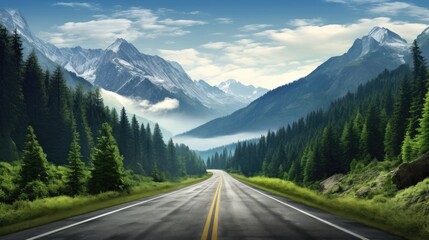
[106,38,128,53]
[367,26,406,44]
[5,8,18,16]
[423,26,429,35]
[1,8,31,33]
[368,26,388,42]
[356,26,408,59]
[225,79,238,84]
[0,8,34,43]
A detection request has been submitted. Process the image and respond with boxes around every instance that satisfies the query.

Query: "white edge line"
[233,178,370,240]
[26,176,216,240]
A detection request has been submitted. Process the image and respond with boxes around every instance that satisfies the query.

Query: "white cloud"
[370,2,429,21]
[159,48,213,69]
[256,17,425,60]
[288,18,324,27]
[139,98,179,112]
[52,2,98,9]
[43,7,207,47]
[159,18,206,26]
[240,24,272,32]
[188,11,201,15]
[325,0,429,21]
[160,17,427,89]
[42,18,135,47]
[216,17,233,24]
[201,41,229,49]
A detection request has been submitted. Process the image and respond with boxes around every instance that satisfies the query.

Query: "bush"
[19,181,48,201]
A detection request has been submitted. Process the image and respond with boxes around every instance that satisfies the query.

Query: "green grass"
[232,174,429,240]
[0,173,211,236]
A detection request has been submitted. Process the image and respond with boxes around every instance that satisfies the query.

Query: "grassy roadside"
[0,173,212,236]
[231,174,428,240]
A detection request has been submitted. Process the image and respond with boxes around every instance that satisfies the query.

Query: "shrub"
[19,181,48,201]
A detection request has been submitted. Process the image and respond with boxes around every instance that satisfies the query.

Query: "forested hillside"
[0,26,205,202]
[210,40,428,186]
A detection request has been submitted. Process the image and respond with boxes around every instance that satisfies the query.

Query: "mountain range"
[180,26,429,138]
[0,8,267,120]
[5,8,429,147]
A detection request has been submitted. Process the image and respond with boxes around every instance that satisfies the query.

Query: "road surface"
[1,170,402,240]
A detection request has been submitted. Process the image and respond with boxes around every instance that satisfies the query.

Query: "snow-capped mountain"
[181,26,414,138]
[91,38,245,116]
[217,79,268,103]
[0,8,247,118]
[346,26,408,67]
[0,8,90,88]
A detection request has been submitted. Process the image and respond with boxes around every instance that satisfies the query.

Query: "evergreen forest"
[0,26,206,203]
[208,40,429,186]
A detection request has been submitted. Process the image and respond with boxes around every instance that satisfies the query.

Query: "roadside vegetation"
[0,173,211,236]
[233,172,429,240]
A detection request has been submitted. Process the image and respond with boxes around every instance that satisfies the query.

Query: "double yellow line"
[201,177,223,240]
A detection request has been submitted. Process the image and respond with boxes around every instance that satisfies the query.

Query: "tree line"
[209,41,429,185]
[0,26,205,202]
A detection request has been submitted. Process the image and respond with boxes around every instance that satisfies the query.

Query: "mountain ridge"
[0,9,252,119]
[180,26,420,138]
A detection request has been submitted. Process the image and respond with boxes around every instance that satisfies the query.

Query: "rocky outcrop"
[392,154,429,189]
[320,174,344,193]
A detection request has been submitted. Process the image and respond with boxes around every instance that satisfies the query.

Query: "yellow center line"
[211,179,222,240]
[201,177,223,240]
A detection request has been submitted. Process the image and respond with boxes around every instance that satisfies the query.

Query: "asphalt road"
[1,170,403,240]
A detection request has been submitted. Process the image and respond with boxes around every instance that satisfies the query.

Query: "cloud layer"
[46,1,429,90]
[160,17,426,89]
[43,7,206,47]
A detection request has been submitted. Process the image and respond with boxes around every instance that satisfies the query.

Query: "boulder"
[320,174,344,193]
[392,154,429,189]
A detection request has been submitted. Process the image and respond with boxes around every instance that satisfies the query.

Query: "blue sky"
[2,0,429,88]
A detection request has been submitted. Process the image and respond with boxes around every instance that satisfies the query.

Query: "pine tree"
[320,125,341,175]
[89,123,126,193]
[408,40,428,137]
[46,67,73,164]
[9,29,26,150]
[416,90,429,154]
[401,131,416,162]
[166,138,178,177]
[66,130,85,196]
[20,126,48,186]
[0,26,22,161]
[384,121,395,159]
[364,104,384,161]
[152,123,166,172]
[389,77,411,157]
[86,88,107,139]
[340,122,359,171]
[23,51,48,144]
[118,107,131,167]
[130,115,142,172]
[44,70,50,93]
[144,123,154,173]
[288,160,301,183]
[303,148,316,184]
[73,84,93,162]
[11,30,23,75]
